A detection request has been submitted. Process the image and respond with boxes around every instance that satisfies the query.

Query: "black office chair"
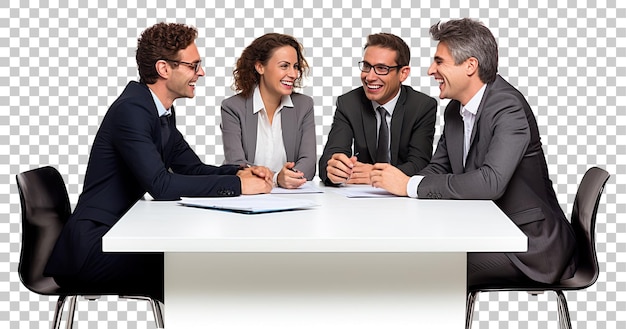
[466,166,610,329]
[16,166,165,329]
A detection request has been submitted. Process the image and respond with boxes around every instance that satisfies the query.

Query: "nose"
[197,65,205,77]
[363,68,378,80]
[427,62,436,76]
[288,66,298,78]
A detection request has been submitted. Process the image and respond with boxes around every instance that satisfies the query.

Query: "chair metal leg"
[555,290,572,329]
[150,298,165,328]
[120,295,165,328]
[65,296,77,329]
[466,291,479,329]
[52,296,68,329]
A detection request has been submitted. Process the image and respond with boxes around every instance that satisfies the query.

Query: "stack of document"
[179,195,319,214]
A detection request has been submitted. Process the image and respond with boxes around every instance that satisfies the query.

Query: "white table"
[103,186,527,329]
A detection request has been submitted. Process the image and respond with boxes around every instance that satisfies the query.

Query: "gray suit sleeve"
[418,94,530,199]
[220,98,250,166]
[293,97,317,180]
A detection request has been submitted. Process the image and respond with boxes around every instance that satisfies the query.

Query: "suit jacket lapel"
[360,94,378,161]
[465,79,494,170]
[244,96,258,163]
[281,106,296,162]
[446,100,465,174]
[389,87,407,164]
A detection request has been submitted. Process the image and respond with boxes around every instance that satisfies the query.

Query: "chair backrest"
[566,166,610,288]
[16,166,71,294]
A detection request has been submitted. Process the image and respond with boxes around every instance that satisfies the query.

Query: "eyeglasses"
[161,59,202,73]
[358,61,404,75]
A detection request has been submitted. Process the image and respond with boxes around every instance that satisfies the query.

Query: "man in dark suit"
[319,33,437,186]
[371,18,577,286]
[44,22,273,303]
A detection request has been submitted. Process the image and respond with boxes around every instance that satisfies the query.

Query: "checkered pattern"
[1,1,624,328]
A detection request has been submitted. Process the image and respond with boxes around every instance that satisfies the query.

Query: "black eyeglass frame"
[160,59,202,73]
[358,61,405,75]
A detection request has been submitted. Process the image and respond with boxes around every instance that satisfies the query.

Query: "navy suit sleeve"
[110,98,241,200]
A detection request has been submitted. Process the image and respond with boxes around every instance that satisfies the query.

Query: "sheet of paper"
[329,184,397,198]
[179,195,319,214]
[271,181,324,194]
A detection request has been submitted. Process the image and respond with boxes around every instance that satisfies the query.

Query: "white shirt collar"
[252,85,294,114]
[372,87,402,115]
[148,87,172,117]
[460,83,487,116]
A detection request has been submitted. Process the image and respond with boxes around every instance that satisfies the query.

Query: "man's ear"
[155,60,170,79]
[465,57,479,77]
[398,66,411,83]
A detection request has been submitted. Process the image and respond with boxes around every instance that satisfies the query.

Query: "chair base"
[465,290,572,329]
[51,295,164,329]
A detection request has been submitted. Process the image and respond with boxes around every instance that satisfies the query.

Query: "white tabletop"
[103,185,527,253]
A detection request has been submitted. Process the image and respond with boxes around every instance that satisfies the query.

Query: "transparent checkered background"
[1,0,624,328]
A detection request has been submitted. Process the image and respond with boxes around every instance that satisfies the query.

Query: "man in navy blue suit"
[45,22,273,302]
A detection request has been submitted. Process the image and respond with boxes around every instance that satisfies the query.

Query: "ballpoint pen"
[346,152,359,182]
[288,167,305,179]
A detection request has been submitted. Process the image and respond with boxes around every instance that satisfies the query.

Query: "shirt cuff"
[273,172,279,187]
[406,175,423,198]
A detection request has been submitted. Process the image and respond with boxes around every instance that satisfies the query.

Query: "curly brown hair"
[233,33,310,98]
[136,22,198,84]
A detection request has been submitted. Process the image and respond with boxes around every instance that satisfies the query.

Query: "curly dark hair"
[233,33,310,98]
[136,22,198,84]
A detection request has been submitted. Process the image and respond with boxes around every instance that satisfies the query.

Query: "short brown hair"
[363,33,411,67]
[136,22,198,84]
[233,33,309,98]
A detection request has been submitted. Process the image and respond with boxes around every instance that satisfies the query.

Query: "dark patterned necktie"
[375,106,389,163]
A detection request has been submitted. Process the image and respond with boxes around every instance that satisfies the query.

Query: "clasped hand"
[237,165,273,194]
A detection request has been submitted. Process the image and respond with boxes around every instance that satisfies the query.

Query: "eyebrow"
[365,61,397,66]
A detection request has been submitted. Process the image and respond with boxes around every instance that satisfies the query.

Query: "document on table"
[271,181,324,194]
[178,195,319,214]
[330,184,396,198]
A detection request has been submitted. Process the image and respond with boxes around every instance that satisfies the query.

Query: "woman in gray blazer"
[221,33,316,188]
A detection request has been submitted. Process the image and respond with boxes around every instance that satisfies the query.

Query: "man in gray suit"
[319,33,437,186]
[371,18,577,286]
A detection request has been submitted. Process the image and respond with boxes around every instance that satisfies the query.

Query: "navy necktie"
[376,106,389,163]
[160,115,170,148]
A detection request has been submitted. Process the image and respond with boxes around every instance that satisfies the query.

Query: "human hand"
[238,168,273,194]
[370,163,409,196]
[326,153,358,184]
[277,162,306,189]
[346,162,373,184]
[238,165,273,185]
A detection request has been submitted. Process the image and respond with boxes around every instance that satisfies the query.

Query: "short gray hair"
[429,18,498,84]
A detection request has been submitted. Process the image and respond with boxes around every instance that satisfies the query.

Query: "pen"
[288,167,305,179]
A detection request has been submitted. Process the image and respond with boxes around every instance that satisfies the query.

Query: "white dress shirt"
[252,86,294,182]
[371,88,401,160]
